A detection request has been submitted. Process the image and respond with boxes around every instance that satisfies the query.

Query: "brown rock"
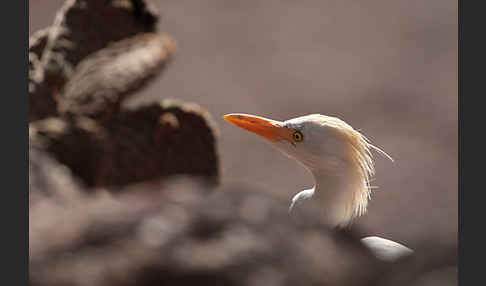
[29,100,219,189]
[29,179,382,286]
[29,145,85,206]
[29,0,162,122]
[58,33,175,121]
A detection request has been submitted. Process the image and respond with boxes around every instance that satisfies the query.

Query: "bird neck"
[311,167,364,228]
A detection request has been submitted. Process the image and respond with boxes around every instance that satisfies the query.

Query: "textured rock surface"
[29,145,84,206]
[29,0,163,121]
[29,179,455,286]
[29,180,375,286]
[30,100,219,188]
[58,33,175,121]
[28,0,216,188]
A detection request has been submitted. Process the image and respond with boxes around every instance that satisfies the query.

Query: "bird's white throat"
[290,165,368,228]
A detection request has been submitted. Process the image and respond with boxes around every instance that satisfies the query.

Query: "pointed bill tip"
[223,113,238,122]
[222,113,289,141]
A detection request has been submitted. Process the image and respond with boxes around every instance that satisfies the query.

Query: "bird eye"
[292,130,304,142]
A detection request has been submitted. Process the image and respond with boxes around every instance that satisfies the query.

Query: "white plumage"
[224,113,413,262]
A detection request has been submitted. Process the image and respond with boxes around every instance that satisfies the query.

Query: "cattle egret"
[224,113,413,262]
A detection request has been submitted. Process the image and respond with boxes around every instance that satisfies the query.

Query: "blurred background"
[30,0,457,284]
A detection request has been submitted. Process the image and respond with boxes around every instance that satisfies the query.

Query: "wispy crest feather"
[319,116,393,224]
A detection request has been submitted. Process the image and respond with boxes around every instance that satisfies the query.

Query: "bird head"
[224,113,392,226]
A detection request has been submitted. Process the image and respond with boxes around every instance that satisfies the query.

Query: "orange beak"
[223,113,293,142]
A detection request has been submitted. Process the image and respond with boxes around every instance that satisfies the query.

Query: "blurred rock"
[29,100,219,188]
[29,144,84,207]
[29,0,162,121]
[29,27,56,120]
[58,33,175,121]
[29,27,49,58]
[29,179,385,286]
[28,0,214,189]
[29,176,457,286]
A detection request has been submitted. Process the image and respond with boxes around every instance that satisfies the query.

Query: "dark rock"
[29,144,85,206]
[29,100,219,189]
[29,179,383,286]
[58,33,175,121]
[29,0,162,122]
